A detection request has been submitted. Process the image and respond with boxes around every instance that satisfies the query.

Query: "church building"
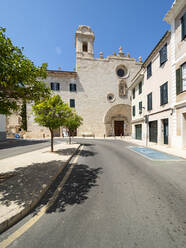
[19,26,142,138]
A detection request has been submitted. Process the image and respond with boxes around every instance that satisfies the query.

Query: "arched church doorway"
[114,120,124,136]
[104,104,131,137]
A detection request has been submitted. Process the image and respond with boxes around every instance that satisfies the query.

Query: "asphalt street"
[0,138,64,160]
[1,139,186,248]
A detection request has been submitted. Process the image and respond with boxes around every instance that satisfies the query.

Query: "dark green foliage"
[0,27,51,115]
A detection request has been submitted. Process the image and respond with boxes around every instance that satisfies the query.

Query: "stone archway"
[104,104,131,136]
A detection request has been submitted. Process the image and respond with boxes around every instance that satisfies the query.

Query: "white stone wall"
[76,55,141,136]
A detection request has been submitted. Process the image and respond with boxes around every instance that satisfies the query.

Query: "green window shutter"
[165,82,168,104]
[133,106,135,117]
[139,101,142,114]
[181,12,186,40]
[160,44,167,66]
[160,85,163,105]
[176,68,182,95]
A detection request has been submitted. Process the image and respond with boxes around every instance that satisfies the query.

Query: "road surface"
[1,139,186,248]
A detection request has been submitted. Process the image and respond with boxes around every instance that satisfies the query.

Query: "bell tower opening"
[75,25,95,58]
[82,42,88,52]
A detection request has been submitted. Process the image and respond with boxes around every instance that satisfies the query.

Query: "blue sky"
[1,0,173,71]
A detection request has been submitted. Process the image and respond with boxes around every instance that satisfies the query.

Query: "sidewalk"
[123,136,186,159]
[0,142,80,233]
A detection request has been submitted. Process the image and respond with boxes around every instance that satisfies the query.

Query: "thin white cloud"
[55,46,62,55]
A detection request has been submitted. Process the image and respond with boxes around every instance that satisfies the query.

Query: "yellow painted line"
[0,145,83,248]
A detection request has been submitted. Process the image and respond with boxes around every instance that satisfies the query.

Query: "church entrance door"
[114,121,124,136]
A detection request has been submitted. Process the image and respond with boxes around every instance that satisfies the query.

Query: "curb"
[0,144,81,234]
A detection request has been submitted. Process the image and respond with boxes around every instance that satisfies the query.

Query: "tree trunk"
[50,129,54,152]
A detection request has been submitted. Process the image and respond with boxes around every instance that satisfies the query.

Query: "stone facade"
[26,25,142,138]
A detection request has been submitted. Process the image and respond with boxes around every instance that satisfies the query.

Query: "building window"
[139,101,142,114]
[51,82,60,91]
[176,62,186,94]
[181,12,186,40]
[82,42,88,52]
[147,62,152,79]
[132,105,135,117]
[70,83,77,92]
[159,43,167,66]
[147,92,152,111]
[132,88,135,99]
[117,68,125,77]
[70,99,75,108]
[160,82,168,105]
[107,93,115,102]
[139,81,142,94]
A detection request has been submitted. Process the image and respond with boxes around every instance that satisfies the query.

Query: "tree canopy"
[0,27,50,115]
[32,95,73,152]
[65,112,83,143]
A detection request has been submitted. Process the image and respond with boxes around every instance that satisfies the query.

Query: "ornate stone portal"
[104,104,131,136]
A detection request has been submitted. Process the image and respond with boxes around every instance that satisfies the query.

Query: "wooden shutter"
[147,93,152,110]
[133,106,135,116]
[160,85,163,105]
[165,82,168,104]
[160,44,167,65]
[139,101,142,114]
[181,12,186,40]
[176,68,182,95]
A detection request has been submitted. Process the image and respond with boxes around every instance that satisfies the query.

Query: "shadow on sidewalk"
[0,160,65,208]
[46,163,103,214]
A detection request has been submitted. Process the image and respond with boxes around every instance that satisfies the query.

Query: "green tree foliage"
[20,100,27,131]
[0,27,50,115]
[65,112,83,144]
[32,95,72,152]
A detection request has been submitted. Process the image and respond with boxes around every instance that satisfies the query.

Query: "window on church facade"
[70,99,75,108]
[51,82,60,91]
[70,83,77,92]
[82,42,88,52]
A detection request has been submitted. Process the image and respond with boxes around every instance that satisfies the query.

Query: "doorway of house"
[162,118,168,145]
[149,121,158,143]
[114,121,124,136]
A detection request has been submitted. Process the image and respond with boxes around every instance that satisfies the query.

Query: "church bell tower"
[75,25,95,58]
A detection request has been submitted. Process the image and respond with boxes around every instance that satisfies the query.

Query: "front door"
[149,121,158,143]
[114,121,124,136]
[163,119,168,145]
[135,124,142,140]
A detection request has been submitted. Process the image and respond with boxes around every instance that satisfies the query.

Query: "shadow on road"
[54,148,77,156]
[0,139,48,150]
[46,164,102,213]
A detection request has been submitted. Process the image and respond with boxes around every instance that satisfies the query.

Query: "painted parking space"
[128,146,184,161]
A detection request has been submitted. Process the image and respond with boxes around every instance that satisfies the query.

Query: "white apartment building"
[164,0,186,149]
[130,31,173,146]
[130,0,186,150]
